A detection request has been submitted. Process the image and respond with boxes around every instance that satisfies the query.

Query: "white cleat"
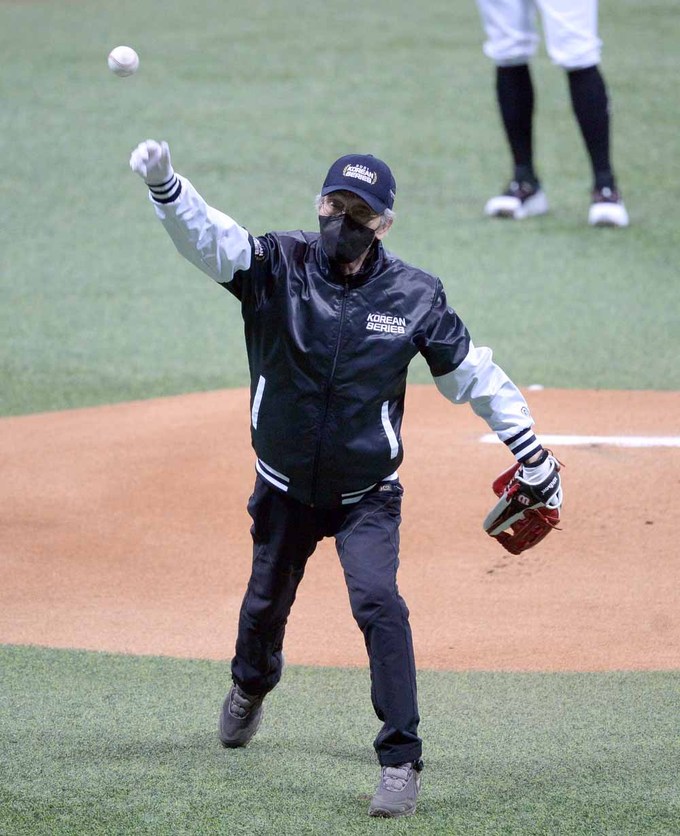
[484,181,549,220]
[588,187,629,227]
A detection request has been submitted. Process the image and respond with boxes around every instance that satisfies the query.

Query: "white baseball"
[107,46,139,77]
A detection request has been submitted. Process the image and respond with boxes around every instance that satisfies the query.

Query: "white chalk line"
[480,434,680,448]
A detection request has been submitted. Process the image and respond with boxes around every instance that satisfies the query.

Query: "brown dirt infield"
[1,386,678,672]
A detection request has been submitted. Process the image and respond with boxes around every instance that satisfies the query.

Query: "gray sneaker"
[368,760,423,818]
[218,684,264,748]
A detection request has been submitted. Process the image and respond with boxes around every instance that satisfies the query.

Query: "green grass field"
[2,647,679,835]
[1,0,679,416]
[2,1,679,833]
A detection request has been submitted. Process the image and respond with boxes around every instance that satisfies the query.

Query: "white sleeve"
[433,342,542,462]
[149,174,252,284]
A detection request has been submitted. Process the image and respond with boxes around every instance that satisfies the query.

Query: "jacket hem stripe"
[256,460,289,492]
[341,482,377,499]
[341,494,368,505]
[257,458,290,482]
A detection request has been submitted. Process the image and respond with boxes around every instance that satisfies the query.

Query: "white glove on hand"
[129,139,174,186]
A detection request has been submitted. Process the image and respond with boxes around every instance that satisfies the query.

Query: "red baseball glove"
[483,451,563,555]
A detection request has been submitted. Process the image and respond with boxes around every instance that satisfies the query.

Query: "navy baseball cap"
[321,154,396,213]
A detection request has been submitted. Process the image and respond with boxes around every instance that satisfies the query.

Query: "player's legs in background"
[334,482,422,768]
[567,65,612,190]
[475,0,549,218]
[538,0,629,225]
[476,0,539,70]
[496,63,537,187]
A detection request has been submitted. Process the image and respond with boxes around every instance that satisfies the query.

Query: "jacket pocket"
[381,400,399,459]
[251,375,266,429]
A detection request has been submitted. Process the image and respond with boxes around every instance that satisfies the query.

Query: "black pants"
[231,475,422,766]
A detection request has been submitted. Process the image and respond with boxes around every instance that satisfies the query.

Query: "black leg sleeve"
[496,64,537,184]
[567,65,616,190]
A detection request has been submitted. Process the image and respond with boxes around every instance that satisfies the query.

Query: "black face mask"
[318,214,376,264]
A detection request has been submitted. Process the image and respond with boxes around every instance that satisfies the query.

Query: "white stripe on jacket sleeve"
[433,342,542,462]
[150,174,252,284]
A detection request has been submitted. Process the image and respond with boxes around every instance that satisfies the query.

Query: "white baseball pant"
[475,0,602,69]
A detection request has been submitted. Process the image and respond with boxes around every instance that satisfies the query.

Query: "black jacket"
[224,230,469,506]
[150,174,541,507]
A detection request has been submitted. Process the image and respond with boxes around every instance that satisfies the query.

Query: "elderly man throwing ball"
[129,140,562,818]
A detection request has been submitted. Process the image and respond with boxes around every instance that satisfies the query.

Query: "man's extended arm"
[129,139,252,285]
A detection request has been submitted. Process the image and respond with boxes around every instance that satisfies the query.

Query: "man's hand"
[129,139,174,186]
[483,451,563,554]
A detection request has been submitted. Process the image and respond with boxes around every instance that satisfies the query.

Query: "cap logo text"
[343,164,377,185]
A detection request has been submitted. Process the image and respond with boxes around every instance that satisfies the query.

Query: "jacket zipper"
[310,281,350,505]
